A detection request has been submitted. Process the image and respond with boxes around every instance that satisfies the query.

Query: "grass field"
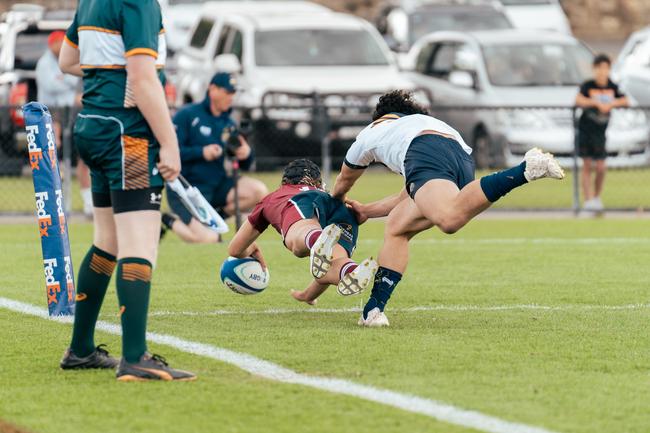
[2,165,650,214]
[2,210,650,433]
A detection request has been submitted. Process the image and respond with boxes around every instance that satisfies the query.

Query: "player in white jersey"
[331,90,564,327]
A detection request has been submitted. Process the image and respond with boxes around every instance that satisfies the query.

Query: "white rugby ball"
[220,256,270,295]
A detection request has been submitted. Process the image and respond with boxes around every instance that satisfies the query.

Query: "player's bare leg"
[222,176,268,217]
[77,160,93,218]
[594,159,606,210]
[168,217,220,243]
[283,218,323,257]
[581,157,594,202]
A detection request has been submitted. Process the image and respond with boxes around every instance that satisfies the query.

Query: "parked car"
[375,0,512,53]
[402,30,649,168]
[499,0,572,34]
[176,1,420,167]
[0,5,73,157]
[612,26,650,107]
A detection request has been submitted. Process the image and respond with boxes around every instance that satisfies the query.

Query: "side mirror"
[397,52,414,71]
[214,54,241,73]
[454,49,479,72]
[448,70,475,89]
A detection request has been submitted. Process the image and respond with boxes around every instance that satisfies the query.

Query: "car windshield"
[483,42,592,86]
[14,32,50,70]
[409,9,511,44]
[255,29,390,66]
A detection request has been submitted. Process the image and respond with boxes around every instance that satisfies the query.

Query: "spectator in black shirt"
[575,54,628,212]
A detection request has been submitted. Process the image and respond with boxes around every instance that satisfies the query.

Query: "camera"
[222,125,242,158]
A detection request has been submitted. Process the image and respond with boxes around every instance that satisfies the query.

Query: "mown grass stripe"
[0,296,560,433]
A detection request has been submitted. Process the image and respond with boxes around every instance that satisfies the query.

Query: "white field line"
[0,296,559,433]
[145,303,650,317]
[356,237,650,245]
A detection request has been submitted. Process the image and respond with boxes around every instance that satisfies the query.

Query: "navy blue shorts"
[404,134,475,199]
[290,191,358,257]
[167,178,235,224]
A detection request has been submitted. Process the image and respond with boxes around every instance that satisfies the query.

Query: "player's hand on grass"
[202,144,223,161]
[157,145,181,181]
[290,289,317,306]
[345,199,369,225]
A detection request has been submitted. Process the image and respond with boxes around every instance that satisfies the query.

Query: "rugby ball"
[220,256,270,295]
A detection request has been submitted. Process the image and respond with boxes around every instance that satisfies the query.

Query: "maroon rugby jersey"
[248,184,321,234]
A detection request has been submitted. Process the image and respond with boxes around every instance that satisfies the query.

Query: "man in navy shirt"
[164,72,268,243]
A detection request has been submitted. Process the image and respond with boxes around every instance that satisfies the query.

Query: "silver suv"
[375,0,512,53]
[403,30,650,168]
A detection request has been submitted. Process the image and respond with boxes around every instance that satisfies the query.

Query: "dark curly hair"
[372,90,428,121]
[281,159,322,188]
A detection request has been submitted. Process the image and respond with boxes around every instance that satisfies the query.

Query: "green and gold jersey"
[65,0,166,112]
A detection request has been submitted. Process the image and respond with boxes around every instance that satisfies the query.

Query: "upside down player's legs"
[283,218,323,257]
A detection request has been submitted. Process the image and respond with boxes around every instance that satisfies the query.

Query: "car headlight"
[496,109,552,129]
[262,93,312,121]
[609,108,647,130]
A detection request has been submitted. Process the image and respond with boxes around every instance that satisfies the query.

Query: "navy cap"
[210,72,237,93]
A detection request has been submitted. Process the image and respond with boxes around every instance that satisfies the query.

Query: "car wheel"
[473,127,491,169]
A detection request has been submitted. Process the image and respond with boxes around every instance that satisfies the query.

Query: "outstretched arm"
[347,188,408,221]
[332,163,366,200]
[227,220,267,269]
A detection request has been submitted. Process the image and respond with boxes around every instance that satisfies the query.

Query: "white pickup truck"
[175,1,419,168]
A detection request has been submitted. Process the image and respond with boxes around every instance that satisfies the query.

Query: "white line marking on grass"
[356,237,650,246]
[146,303,650,317]
[254,237,650,249]
[0,296,559,433]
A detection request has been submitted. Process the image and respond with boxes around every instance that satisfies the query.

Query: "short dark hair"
[593,53,611,67]
[372,90,428,121]
[281,159,322,188]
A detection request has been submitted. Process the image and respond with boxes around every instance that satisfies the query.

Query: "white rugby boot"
[523,147,565,181]
[358,307,390,328]
[337,258,378,296]
[309,224,342,279]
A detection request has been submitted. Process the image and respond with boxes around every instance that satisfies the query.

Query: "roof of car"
[246,12,367,30]
[389,0,505,13]
[468,29,577,45]
[200,1,330,16]
[420,29,578,45]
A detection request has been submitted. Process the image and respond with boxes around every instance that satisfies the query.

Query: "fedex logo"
[63,256,74,302]
[26,125,43,170]
[55,189,66,234]
[44,258,61,305]
[35,191,52,237]
[45,122,57,168]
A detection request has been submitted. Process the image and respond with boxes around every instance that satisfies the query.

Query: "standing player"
[333,90,564,327]
[58,0,195,380]
[228,159,377,304]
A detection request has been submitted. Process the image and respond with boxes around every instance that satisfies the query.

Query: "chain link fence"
[1,102,649,215]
